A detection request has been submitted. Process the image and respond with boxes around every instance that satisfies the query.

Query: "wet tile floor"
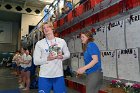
[0,67,79,93]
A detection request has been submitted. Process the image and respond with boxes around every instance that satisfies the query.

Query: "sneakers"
[19,84,25,89]
[22,88,29,91]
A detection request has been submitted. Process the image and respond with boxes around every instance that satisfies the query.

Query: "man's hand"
[57,52,63,59]
[47,52,57,61]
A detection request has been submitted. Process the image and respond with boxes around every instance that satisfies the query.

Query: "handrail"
[30,0,82,34]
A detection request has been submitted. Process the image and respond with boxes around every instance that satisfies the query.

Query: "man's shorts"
[38,76,66,93]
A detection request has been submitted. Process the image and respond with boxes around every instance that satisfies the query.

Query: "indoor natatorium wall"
[54,0,140,83]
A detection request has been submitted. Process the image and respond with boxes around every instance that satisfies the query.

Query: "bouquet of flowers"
[110,80,140,93]
[132,83,140,93]
[49,44,61,57]
[110,80,122,88]
[123,82,133,93]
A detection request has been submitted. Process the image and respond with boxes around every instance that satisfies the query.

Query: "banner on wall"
[0,21,12,43]
[126,13,140,48]
[93,26,106,50]
[117,48,140,82]
[101,50,117,78]
[107,20,125,50]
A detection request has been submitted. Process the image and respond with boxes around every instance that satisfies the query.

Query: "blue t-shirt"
[65,1,72,14]
[84,42,102,74]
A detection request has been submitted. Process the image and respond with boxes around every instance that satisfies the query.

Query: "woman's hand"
[77,67,86,74]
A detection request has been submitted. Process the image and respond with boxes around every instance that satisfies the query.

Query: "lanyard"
[45,37,57,48]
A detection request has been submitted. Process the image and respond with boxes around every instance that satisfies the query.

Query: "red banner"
[59,18,64,26]
[72,9,76,18]
[75,4,84,17]
[84,17,92,26]
[96,0,103,4]
[91,13,99,24]
[83,1,91,12]
[64,15,68,22]
[89,0,95,8]
[57,20,60,27]
[61,28,69,37]
[53,21,57,29]
[67,11,73,22]
[89,0,103,8]
[98,10,105,21]
[73,23,80,32]
[80,20,85,29]
[125,0,139,10]
[109,3,121,17]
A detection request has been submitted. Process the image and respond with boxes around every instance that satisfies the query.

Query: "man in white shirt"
[33,22,70,93]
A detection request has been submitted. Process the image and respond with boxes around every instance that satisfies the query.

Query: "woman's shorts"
[23,67,31,72]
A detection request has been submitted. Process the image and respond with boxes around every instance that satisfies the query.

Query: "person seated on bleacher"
[59,8,66,19]
[65,0,73,14]
[61,8,66,15]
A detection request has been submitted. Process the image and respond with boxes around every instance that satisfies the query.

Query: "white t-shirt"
[33,37,70,78]
[24,55,32,68]
[20,53,26,67]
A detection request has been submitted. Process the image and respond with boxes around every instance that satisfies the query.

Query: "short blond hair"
[41,22,54,31]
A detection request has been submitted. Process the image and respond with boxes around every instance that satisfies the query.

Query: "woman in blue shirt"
[77,31,103,93]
